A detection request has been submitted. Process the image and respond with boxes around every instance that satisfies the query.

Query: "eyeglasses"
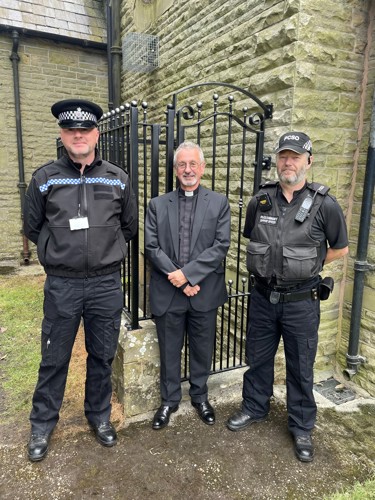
[176,162,201,170]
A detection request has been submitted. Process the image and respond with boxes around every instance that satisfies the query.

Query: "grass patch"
[325,477,375,499]
[0,272,124,430]
[0,274,44,421]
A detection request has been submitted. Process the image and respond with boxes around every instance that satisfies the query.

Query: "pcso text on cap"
[275,132,312,155]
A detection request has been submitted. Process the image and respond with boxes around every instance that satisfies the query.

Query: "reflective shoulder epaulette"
[104,159,129,175]
[32,160,55,176]
[259,181,278,190]
[307,182,330,196]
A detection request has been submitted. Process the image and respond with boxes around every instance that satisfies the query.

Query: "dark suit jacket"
[145,186,231,316]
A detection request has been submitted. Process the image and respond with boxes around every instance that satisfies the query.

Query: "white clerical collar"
[179,186,199,197]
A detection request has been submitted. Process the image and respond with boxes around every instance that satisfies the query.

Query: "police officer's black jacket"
[24,151,138,278]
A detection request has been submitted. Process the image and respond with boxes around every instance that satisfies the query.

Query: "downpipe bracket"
[343,354,367,380]
[354,260,375,272]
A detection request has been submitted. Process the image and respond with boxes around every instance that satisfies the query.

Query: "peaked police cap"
[51,99,103,129]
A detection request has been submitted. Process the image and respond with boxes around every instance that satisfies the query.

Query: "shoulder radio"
[295,194,314,223]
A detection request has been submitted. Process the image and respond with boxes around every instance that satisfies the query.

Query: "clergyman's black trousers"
[154,291,217,407]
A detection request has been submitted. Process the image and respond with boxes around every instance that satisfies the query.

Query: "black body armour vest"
[246,182,330,284]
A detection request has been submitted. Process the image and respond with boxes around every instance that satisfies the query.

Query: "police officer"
[226,131,349,462]
[24,99,138,461]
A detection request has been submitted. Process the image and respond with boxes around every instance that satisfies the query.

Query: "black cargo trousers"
[242,281,320,437]
[30,271,123,434]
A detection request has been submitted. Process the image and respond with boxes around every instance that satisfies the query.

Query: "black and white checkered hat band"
[58,108,97,123]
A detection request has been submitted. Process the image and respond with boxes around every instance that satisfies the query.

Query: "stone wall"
[2,0,374,412]
[0,33,107,271]
[119,0,375,395]
[340,1,375,395]
[0,35,22,272]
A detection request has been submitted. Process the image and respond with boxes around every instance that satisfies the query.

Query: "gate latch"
[253,156,272,171]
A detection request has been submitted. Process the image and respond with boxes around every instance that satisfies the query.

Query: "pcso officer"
[227,131,349,462]
[24,99,138,462]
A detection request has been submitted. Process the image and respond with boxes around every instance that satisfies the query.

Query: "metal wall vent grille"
[123,33,159,73]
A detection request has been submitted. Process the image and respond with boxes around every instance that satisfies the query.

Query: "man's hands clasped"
[168,269,200,296]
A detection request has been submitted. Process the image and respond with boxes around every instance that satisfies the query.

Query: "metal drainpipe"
[110,0,122,108]
[344,89,375,380]
[106,0,121,110]
[10,29,30,265]
[106,0,114,110]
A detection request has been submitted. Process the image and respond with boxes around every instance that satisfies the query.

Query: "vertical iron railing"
[98,100,175,328]
[170,82,272,376]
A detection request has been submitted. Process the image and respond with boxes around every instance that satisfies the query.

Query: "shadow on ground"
[0,382,374,500]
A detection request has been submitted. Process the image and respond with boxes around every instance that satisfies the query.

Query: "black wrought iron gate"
[98,82,273,378]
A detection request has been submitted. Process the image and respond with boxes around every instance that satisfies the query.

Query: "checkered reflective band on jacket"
[39,177,126,193]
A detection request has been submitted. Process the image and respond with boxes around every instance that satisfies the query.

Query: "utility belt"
[253,276,334,305]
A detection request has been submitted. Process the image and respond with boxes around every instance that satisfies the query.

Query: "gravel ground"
[1,378,374,500]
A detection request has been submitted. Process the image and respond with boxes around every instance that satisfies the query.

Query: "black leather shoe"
[91,421,117,447]
[192,401,215,425]
[27,433,51,462]
[226,410,266,431]
[294,435,314,462]
[152,405,179,430]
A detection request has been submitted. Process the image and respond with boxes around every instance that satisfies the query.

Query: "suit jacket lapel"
[190,187,209,252]
[167,190,179,261]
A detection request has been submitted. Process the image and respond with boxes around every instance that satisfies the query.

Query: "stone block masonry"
[120,0,375,396]
[112,318,161,417]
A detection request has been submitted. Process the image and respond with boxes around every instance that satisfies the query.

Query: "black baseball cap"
[275,131,312,155]
[51,99,103,129]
